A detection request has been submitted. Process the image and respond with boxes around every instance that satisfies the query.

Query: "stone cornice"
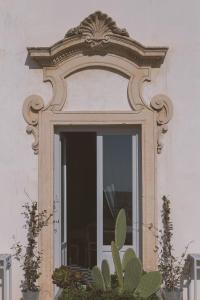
[27,11,168,68]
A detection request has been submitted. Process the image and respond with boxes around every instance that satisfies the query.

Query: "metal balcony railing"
[183,254,200,300]
[0,254,12,300]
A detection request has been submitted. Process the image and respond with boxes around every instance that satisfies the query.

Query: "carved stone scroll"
[150,94,173,154]
[22,95,44,154]
[65,11,129,49]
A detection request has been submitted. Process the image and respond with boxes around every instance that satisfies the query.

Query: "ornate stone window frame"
[23,11,173,300]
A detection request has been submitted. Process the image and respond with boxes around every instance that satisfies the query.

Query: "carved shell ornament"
[65,11,129,48]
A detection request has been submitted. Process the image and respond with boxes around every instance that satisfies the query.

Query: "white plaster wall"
[0,0,200,298]
[64,69,131,111]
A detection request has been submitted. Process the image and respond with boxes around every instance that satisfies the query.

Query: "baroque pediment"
[23,11,173,155]
[27,11,168,68]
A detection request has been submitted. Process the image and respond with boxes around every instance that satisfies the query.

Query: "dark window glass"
[103,135,132,245]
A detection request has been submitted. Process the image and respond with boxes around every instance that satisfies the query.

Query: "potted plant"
[53,209,162,299]
[155,196,190,300]
[52,265,87,299]
[12,201,52,300]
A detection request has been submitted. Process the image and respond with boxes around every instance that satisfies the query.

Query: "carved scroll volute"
[23,95,44,154]
[150,94,173,154]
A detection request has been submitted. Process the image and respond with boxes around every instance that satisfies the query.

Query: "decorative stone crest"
[150,95,173,153]
[23,95,44,154]
[65,11,129,49]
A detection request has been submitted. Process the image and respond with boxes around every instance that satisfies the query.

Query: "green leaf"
[122,248,137,271]
[115,208,126,250]
[101,259,111,289]
[91,266,105,291]
[124,257,142,292]
[111,241,123,289]
[134,271,162,299]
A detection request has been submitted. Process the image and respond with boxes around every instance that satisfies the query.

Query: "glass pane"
[103,135,132,245]
[61,132,97,268]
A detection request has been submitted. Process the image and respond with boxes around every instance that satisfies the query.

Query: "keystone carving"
[150,95,173,154]
[22,95,44,154]
[65,11,129,49]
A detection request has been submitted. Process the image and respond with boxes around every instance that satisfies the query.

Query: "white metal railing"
[184,253,200,300]
[0,254,12,300]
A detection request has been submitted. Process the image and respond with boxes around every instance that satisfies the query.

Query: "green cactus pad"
[111,241,123,289]
[115,208,126,250]
[124,257,142,292]
[122,248,137,271]
[91,266,106,291]
[134,271,162,299]
[101,259,111,289]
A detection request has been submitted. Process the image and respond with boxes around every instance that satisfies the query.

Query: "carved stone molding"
[24,11,172,155]
[65,11,129,49]
[23,12,174,299]
[27,11,168,68]
[24,11,173,155]
[150,94,173,153]
[23,95,44,154]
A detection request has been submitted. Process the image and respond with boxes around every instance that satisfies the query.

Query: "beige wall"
[64,69,131,111]
[0,0,200,298]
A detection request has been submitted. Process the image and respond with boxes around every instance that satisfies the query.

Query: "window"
[23,11,172,299]
[54,126,141,270]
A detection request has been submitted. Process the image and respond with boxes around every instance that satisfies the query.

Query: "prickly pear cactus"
[124,257,142,292]
[122,248,136,271]
[111,241,123,289]
[101,259,111,289]
[91,266,105,291]
[115,208,126,250]
[91,209,162,299]
[134,271,162,299]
